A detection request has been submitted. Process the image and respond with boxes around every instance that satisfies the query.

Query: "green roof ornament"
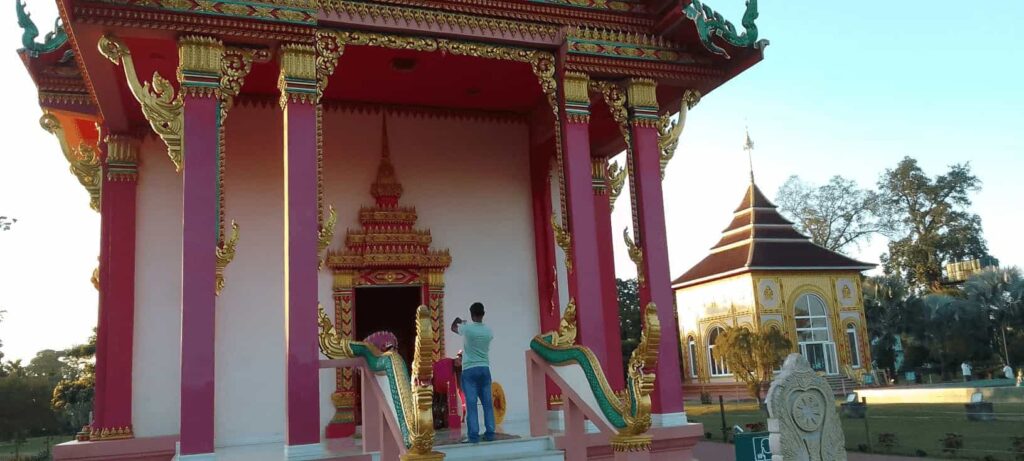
[17,0,68,57]
[684,0,769,59]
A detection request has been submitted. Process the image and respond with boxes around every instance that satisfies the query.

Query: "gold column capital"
[178,36,224,98]
[591,156,608,195]
[625,78,658,109]
[625,78,659,128]
[105,134,140,182]
[279,44,317,108]
[562,71,591,124]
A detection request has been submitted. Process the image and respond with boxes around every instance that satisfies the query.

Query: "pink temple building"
[15,0,766,459]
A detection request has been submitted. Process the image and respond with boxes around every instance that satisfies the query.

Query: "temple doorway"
[354,286,422,366]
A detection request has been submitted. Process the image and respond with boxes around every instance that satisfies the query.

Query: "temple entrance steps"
[437,436,564,461]
[825,374,861,396]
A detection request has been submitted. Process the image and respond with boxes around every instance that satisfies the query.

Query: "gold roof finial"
[744,127,755,184]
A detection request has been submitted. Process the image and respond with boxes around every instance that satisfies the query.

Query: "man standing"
[451,302,495,443]
[961,361,972,382]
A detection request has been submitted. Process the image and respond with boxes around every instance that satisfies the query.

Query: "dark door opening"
[354,286,422,366]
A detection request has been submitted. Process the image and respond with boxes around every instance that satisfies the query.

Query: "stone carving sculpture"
[766,353,846,461]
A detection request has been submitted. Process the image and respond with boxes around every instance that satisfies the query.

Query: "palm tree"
[864,276,918,375]
[3,359,26,377]
[964,268,1024,366]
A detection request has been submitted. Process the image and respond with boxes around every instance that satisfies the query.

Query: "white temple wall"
[132,137,183,437]
[214,106,288,446]
[131,106,540,444]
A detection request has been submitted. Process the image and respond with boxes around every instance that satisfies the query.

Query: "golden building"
[673,182,874,391]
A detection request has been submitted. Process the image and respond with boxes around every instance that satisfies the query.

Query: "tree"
[617,278,641,375]
[877,157,987,292]
[775,175,883,252]
[0,309,6,368]
[863,275,917,375]
[52,331,97,431]
[27,349,69,386]
[914,294,991,378]
[963,267,1024,366]
[715,327,792,405]
[0,375,63,442]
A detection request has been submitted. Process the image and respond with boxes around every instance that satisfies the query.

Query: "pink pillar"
[93,169,110,436]
[93,135,140,438]
[529,138,563,407]
[627,80,684,414]
[179,92,220,455]
[593,158,625,390]
[280,46,321,447]
[559,72,609,369]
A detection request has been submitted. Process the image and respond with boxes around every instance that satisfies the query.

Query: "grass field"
[686,401,1024,460]
[0,436,73,460]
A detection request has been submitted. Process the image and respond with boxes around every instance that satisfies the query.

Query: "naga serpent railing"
[318,304,443,460]
[529,301,661,452]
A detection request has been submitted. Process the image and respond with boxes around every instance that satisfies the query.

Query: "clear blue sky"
[1,0,1022,362]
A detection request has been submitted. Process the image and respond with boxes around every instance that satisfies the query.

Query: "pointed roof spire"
[744,127,755,184]
[381,115,390,158]
[371,116,403,206]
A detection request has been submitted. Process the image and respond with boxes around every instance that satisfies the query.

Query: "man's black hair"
[470,302,485,317]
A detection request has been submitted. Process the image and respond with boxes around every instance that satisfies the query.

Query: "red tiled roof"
[673,183,875,288]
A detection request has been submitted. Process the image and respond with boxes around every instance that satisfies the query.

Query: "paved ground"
[693,441,938,461]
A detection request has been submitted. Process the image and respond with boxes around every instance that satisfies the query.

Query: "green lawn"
[686,401,1024,460]
[0,435,73,459]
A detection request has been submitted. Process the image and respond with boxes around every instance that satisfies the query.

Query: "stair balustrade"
[319,304,445,461]
[526,301,661,461]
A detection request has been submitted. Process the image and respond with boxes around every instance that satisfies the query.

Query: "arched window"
[847,324,861,368]
[707,327,729,377]
[794,293,838,375]
[687,336,698,378]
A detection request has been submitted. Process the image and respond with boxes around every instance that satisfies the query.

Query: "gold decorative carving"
[620,303,660,435]
[314,30,344,102]
[278,43,317,108]
[322,1,559,40]
[219,47,256,121]
[98,35,184,172]
[624,227,644,287]
[215,220,239,295]
[551,214,573,274]
[610,434,653,452]
[90,425,134,441]
[552,298,578,347]
[655,89,699,179]
[39,112,102,211]
[318,204,337,267]
[606,161,625,211]
[91,266,99,290]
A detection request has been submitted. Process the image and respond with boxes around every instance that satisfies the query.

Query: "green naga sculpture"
[17,0,68,57]
[684,0,769,59]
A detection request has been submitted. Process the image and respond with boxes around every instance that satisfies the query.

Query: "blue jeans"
[461,366,495,442]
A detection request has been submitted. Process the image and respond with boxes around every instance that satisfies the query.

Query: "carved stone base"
[400,451,445,461]
[611,434,652,452]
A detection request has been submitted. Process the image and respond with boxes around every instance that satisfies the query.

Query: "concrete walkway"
[693,441,938,460]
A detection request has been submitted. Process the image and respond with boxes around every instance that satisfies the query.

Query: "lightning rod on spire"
[744,127,755,183]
